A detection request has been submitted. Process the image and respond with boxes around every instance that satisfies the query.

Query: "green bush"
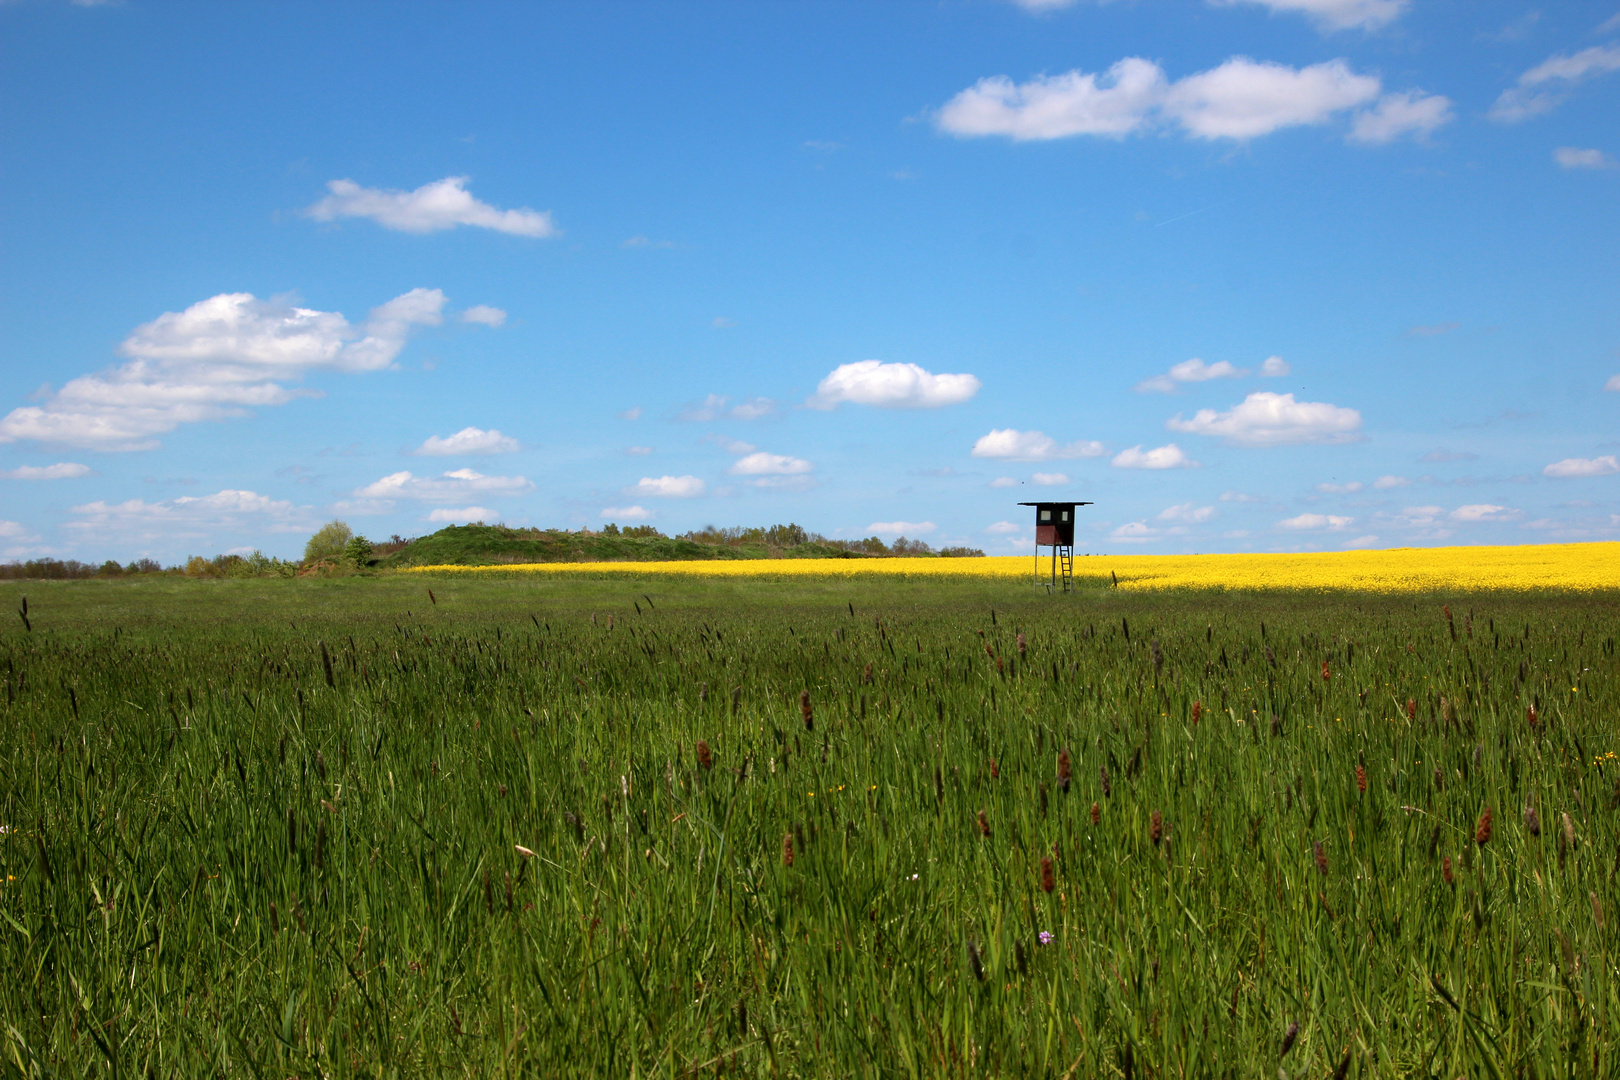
[303,520,353,564]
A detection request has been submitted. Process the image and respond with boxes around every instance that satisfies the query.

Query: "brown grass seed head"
[1475,805,1493,846]
[1040,856,1054,893]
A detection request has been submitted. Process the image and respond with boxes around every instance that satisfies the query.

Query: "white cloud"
[676,395,778,422]
[427,507,496,524]
[937,57,1168,140]
[712,317,737,329]
[1372,475,1409,489]
[66,489,315,540]
[0,521,40,541]
[305,177,557,237]
[940,55,1439,144]
[413,427,520,456]
[1167,391,1362,446]
[1344,534,1379,548]
[1260,355,1291,376]
[808,360,981,409]
[618,406,644,421]
[1212,0,1406,31]
[729,452,812,476]
[461,305,508,327]
[1555,147,1617,170]
[1544,455,1619,478]
[1158,503,1215,523]
[621,236,676,249]
[1167,58,1381,139]
[1032,471,1070,485]
[1111,521,1159,542]
[1316,481,1363,493]
[1220,490,1263,502]
[1347,91,1453,144]
[601,505,653,521]
[0,289,444,451]
[1450,504,1520,522]
[990,476,1021,488]
[1278,512,1353,530]
[868,520,936,535]
[715,437,756,455]
[1010,0,1076,10]
[730,397,778,420]
[972,429,1106,461]
[1490,45,1620,123]
[1111,443,1199,469]
[985,520,1023,534]
[628,475,706,498]
[1135,357,1247,393]
[625,446,654,456]
[1,462,90,480]
[354,468,533,503]
[1607,375,1620,392]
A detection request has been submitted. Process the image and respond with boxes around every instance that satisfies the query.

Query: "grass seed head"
[1281,1021,1299,1058]
[1314,840,1328,876]
[1561,811,1574,849]
[1016,632,1026,657]
[782,831,794,867]
[1057,748,1072,793]
[799,689,813,731]
[977,808,990,838]
[1090,801,1100,825]
[988,757,999,780]
[1442,855,1454,885]
[1355,764,1367,794]
[1040,856,1054,893]
[1150,810,1163,846]
[1475,805,1493,846]
[696,739,713,771]
[1321,659,1331,682]
[1522,800,1540,837]
[1406,698,1417,721]
[1191,700,1202,725]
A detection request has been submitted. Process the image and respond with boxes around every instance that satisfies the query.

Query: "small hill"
[377,524,888,568]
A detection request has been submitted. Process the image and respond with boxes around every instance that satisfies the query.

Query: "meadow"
[1,568,1616,1077]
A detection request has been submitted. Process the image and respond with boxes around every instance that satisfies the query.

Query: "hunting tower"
[1018,501,1092,592]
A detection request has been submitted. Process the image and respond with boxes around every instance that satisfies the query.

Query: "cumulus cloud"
[427,507,496,524]
[1316,481,1363,493]
[0,289,444,451]
[676,394,779,422]
[1158,503,1215,523]
[990,477,1021,488]
[985,520,1023,534]
[1212,0,1407,31]
[601,505,653,521]
[1111,521,1159,542]
[937,55,1436,144]
[354,468,533,503]
[461,305,508,327]
[1555,147,1617,170]
[1544,455,1619,478]
[1343,535,1380,548]
[1450,504,1520,522]
[1032,472,1070,485]
[1347,90,1454,144]
[972,429,1106,461]
[1607,375,1620,392]
[628,475,706,498]
[1167,392,1362,446]
[413,427,520,456]
[1372,475,1409,489]
[1490,45,1620,123]
[305,177,557,237]
[1,462,90,480]
[1111,444,1198,469]
[869,520,936,535]
[1135,357,1247,393]
[1278,512,1353,530]
[1220,490,1263,502]
[618,406,644,421]
[808,361,981,409]
[729,452,812,476]
[66,489,315,540]
[626,446,654,456]
[1260,355,1291,376]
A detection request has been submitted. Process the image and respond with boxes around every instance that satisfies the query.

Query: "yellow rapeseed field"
[406,541,1620,593]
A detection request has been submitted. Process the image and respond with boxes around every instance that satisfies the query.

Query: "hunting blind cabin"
[1019,501,1091,592]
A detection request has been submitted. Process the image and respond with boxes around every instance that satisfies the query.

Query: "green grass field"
[1,575,1616,1077]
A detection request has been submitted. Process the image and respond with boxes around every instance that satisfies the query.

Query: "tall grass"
[0,575,1615,1076]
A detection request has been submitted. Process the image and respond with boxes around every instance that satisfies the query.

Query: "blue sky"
[2,0,1617,562]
